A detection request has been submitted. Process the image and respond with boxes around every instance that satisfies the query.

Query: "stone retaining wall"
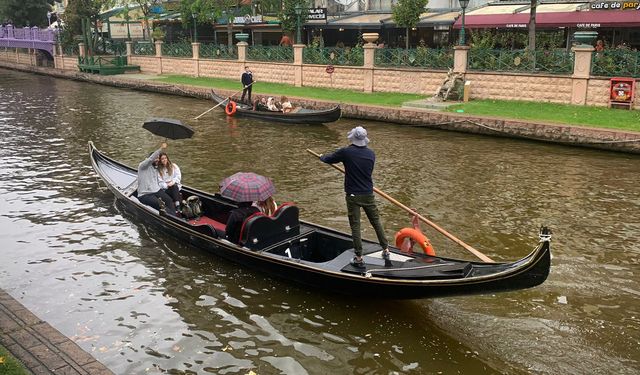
[4,43,639,108]
[1,60,638,154]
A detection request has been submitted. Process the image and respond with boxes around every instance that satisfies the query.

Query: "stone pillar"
[125,41,133,65]
[571,46,594,105]
[293,44,304,87]
[78,42,85,57]
[192,42,200,77]
[237,41,248,62]
[7,25,14,39]
[155,40,163,57]
[363,43,376,93]
[155,41,163,74]
[453,45,470,74]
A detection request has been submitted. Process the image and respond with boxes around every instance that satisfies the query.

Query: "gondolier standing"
[241,66,254,104]
[320,126,391,268]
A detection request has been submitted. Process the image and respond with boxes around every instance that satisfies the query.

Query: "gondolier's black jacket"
[241,71,253,86]
[320,145,375,195]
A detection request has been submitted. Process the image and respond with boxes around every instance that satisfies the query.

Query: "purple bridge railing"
[0,25,58,56]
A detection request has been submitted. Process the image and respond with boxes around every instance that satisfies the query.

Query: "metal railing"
[133,41,155,56]
[374,48,453,70]
[303,47,364,66]
[247,46,293,62]
[161,42,192,57]
[468,49,574,75]
[200,43,238,60]
[62,44,79,56]
[591,50,640,78]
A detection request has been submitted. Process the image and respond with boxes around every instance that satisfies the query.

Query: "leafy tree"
[279,0,308,42]
[131,0,163,41]
[0,0,53,27]
[63,0,114,53]
[392,0,428,49]
[182,0,239,46]
[528,0,537,51]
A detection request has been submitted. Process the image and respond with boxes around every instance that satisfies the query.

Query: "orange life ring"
[225,100,237,116]
[394,227,436,256]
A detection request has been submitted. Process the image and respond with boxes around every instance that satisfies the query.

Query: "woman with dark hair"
[137,143,176,216]
[157,152,182,210]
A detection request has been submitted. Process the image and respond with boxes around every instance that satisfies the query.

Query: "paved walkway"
[0,288,114,375]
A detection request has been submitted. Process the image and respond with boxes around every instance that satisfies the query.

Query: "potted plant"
[152,27,165,42]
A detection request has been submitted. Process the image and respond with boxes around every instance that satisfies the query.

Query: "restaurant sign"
[232,15,264,24]
[591,1,640,10]
[308,8,327,20]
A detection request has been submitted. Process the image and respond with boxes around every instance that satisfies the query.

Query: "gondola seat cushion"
[239,203,300,250]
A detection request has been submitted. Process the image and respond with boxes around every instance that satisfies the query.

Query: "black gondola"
[89,142,551,299]
[210,91,341,124]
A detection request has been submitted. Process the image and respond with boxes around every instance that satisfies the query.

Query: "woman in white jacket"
[157,152,182,210]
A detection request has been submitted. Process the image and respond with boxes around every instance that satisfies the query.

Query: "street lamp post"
[192,13,197,43]
[47,11,52,27]
[458,0,470,46]
[294,4,303,45]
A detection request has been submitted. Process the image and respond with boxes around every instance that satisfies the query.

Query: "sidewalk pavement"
[0,288,114,375]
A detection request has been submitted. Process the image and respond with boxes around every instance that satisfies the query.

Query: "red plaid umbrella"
[219,172,276,202]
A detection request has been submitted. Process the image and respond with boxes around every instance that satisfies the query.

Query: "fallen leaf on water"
[172,345,182,352]
[222,345,232,352]
[0,356,5,364]
[245,371,257,375]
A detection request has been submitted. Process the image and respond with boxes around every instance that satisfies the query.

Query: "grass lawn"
[152,75,425,107]
[0,345,30,375]
[152,75,640,131]
[445,100,640,131]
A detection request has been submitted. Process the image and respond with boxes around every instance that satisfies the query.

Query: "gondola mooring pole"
[306,149,494,263]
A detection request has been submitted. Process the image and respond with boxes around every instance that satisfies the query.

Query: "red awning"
[453,10,640,29]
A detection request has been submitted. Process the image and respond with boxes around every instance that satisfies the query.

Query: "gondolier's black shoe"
[351,256,365,268]
[382,249,392,267]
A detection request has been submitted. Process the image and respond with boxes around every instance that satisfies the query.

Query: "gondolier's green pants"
[346,193,389,257]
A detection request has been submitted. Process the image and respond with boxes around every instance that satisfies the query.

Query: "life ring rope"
[394,227,436,256]
[225,100,237,116]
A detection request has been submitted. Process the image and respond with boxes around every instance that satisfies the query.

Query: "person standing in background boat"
[157,152,182,211]
[320,126,391,268]
[137,143,176,216]
[241,66,254,104]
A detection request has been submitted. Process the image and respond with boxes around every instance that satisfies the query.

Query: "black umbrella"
[142,118,194,140]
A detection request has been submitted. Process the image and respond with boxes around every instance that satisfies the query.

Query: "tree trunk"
[405,27,409,49]
[227,21,233,47]
[528,0,537,51]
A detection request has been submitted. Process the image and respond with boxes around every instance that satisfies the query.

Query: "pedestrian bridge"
[0,25,57,57]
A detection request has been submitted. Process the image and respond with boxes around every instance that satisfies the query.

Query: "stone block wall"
[303,65,364,91]
[246,62,296,85]
[465,72,573,103]
[2,43,638,109]
[373,69,447,95]
[198,59,243,79]
[159,57,196,76]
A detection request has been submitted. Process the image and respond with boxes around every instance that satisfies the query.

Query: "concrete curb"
[0,288,114,375]
[2,61,639,154]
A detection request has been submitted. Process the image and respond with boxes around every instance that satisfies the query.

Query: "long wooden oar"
[306,149,494,263]
[193,81,256,120]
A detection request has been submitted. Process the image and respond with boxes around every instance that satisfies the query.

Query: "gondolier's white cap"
[347,126,369,147]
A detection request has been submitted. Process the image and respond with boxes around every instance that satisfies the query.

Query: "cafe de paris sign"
[590,1,640,10]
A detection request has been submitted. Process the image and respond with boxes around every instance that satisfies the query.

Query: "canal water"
[1,68,639,374]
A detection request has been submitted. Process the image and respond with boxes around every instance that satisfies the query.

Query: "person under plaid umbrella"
[219,172,276,202]
[220,172,276,244]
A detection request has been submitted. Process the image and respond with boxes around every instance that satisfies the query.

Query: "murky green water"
[1,68,639,374]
